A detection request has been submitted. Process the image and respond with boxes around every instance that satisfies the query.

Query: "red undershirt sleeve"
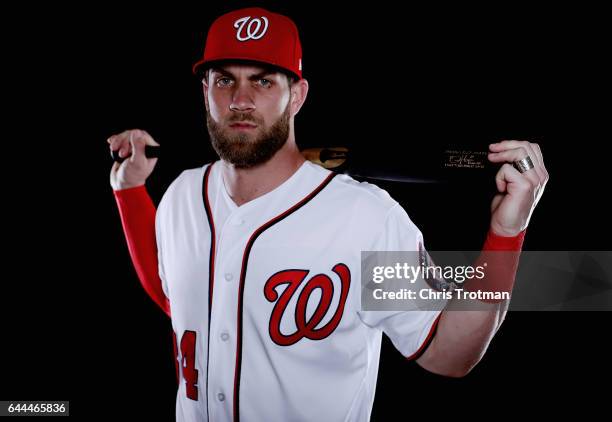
[466,229,527,301]
[113,186,170,317]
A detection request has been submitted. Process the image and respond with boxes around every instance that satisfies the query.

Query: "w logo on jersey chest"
[263,263,351,346]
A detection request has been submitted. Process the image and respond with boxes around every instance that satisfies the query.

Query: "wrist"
[489,222,524,237]
[113,184,148,203]
[112,181,146,191]
[484,228,526,252]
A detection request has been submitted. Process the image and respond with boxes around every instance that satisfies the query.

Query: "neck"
[220,137,306,207]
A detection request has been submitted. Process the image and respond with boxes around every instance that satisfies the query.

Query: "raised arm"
[417,140,548,377]
[109,129,169,317]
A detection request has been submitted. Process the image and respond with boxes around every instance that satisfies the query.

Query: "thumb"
[495,163,524,193]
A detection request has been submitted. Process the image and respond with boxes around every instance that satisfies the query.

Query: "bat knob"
[320,149,348,163]
[301,147,349,169]
[111,145,161,163]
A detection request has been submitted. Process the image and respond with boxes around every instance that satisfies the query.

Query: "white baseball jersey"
[155,160,442,422]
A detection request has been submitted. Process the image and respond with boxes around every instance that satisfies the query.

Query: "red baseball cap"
[192,7,303,79]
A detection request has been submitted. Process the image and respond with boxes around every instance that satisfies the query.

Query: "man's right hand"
[108,129,160,190]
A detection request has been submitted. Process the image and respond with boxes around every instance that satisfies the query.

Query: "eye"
[216,77,233,87]
[258,78,272,88]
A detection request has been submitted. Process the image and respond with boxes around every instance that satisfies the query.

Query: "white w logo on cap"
[234,16,269,41]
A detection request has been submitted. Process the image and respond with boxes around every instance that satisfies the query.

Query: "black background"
[2,0,610,419]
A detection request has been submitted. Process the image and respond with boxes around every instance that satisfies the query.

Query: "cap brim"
[192,58,301,81]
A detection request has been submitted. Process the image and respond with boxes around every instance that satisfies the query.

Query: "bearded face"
[206,99,291,169]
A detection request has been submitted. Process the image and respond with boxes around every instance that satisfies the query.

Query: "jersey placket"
[207,207,253,422]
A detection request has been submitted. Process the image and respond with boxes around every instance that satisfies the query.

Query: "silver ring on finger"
[513,155,535,173]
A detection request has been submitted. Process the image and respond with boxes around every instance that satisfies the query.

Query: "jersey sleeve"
[113,186,170,317]
[357,203,442,360]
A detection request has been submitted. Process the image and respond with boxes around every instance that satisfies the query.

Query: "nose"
[229,83,256,113]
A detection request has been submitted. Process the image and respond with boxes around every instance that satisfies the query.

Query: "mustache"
[227,113,263,125]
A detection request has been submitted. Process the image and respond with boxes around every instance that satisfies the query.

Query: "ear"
[202,76,210,112]
[289,78,309,117]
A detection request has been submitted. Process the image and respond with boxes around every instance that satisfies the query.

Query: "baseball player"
[108,7,548,422]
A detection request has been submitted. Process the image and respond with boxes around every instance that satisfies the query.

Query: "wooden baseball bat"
[300,146,499,186]
[110,144,498,187]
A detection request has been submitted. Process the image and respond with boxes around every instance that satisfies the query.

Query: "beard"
[207,101,291,169]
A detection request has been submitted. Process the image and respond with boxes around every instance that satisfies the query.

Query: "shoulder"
[323,168,400,217]
[158,163,212,213]
[314,165,421,239]
[305,162,420,234]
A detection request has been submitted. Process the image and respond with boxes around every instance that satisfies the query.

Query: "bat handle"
[111,145,161,163]
[320,149,348,162]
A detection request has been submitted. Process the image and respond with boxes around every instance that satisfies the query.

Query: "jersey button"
[224,273,233,282]
[218,392,226,402]
[231,218,245,226]
[220,332,229,341]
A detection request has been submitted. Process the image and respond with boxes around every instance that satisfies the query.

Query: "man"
[109,7,548,422]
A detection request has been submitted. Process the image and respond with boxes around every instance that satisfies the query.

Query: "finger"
[495,163,532,194]
[128,130,147,163]
[532,143,549,184]
[488,147,542,183]
[488,146,531,163]
[108,134,124,153]
[490,140,542,166]
[530,143,543,164]
[489,139,531,152]
[489,143,545,184]
[138,129,160,147]
[523,142,542,168]
[109,130,133,158]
